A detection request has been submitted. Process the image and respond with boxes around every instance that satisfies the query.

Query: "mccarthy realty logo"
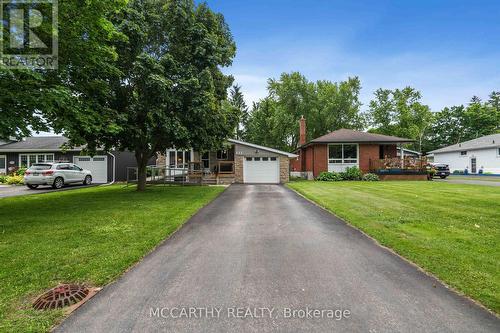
[0,0,58,69]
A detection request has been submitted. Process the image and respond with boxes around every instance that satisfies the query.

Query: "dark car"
[428,163,450,179]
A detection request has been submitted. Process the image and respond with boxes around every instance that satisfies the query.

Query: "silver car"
[24,163,93,189]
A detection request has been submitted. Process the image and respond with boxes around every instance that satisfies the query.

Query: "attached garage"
[229,139,298,184]
[243,156,280,184]
[74,156,108,183]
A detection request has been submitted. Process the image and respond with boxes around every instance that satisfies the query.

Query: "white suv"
[24,163,93,189]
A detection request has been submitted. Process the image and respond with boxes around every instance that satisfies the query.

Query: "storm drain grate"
[33,284,89,310]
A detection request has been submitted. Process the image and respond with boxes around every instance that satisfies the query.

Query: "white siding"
[434,148,500,174]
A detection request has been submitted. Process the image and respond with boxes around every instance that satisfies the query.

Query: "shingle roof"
[228,139,298,158]
[429,133,500,154]
[309,129,414,144]
[0,136,82,152]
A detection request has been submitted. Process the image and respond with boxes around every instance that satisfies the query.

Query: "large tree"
[74,0,236,190]
[368,87,434,152]
[245,72,364,151]
[228,85,249,140]
[0,1,127,140]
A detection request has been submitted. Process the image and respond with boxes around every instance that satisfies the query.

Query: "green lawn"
[288,181,500,313]
[0,185,224,332]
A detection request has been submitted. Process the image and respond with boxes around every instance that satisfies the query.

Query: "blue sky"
[206,0,500,111]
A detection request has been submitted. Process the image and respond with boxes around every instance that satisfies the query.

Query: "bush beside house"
[316,167,380,182]
[0,168,26,185]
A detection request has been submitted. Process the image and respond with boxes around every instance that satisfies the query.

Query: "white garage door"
[74,156,108,183]
[243,156,280,184]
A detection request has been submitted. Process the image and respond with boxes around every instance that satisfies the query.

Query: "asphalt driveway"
[56,184,499,333]
[0,184,96,198]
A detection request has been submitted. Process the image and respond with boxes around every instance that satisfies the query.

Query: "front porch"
[150,145,237,185]
[369,156,428,180]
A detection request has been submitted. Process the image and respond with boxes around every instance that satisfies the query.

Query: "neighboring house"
[428,134,500,174]
[0,137,152,183]
[157,139,298,184]
[290,117,417,179]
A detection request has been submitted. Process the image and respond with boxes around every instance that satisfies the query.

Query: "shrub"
[15,168,27,176]
[362,173,380,181]
[316,171,342,181]
[0,175,6,183]
[340,167,362,181]
[6,175,24,185]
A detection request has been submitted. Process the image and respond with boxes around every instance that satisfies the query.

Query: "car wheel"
[440,175,447,179]
[83,175,92,185]
[52,177,64,189]
[26,184,39,189]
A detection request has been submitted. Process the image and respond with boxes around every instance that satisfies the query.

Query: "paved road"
[56,185,499,333]
[0,184,96,198]
[435,178,500,187]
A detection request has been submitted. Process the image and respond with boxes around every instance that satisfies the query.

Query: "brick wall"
[313,144,328,177]
[290,153,301,171]
[359,144,379,173]
[305,146,314,172]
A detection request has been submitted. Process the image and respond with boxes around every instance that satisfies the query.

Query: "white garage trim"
[73,155,108,183]
[243,156,280,184]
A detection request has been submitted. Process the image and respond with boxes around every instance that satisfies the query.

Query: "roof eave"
[429,145,500,154]
[0,148,82,153]
[228,139,298,158]
[310,140,414,144]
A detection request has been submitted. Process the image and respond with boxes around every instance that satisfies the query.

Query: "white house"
[428,134,500,174]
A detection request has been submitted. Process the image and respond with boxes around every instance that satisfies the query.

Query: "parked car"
[428,163,450,179]
[24,163,93,189]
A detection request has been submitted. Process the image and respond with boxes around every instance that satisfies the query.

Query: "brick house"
[290,117,414,178]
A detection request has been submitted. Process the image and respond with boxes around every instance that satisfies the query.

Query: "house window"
[328,144,358,164]
[328,145,343,164]
[202,152,210,169]
[166,149,192,169]
[497,148,500,157]
[217,149,228,160]
[460,151,467,156]
[19,154,55,168]
[0,155,6,174]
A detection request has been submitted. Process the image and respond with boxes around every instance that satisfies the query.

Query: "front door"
[470,157,477,174]
[0,155,6,174]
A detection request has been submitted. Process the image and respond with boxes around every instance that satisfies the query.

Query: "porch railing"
[369,157,427,173]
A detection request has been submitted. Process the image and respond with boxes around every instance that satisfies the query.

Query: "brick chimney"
[299,115,307,146]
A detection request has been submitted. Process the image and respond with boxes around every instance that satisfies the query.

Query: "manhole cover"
[33,284,89,310]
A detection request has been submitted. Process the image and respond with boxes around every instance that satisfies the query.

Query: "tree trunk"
[135,150,150,191]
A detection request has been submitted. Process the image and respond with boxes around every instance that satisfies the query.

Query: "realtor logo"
[0,0,58,69]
